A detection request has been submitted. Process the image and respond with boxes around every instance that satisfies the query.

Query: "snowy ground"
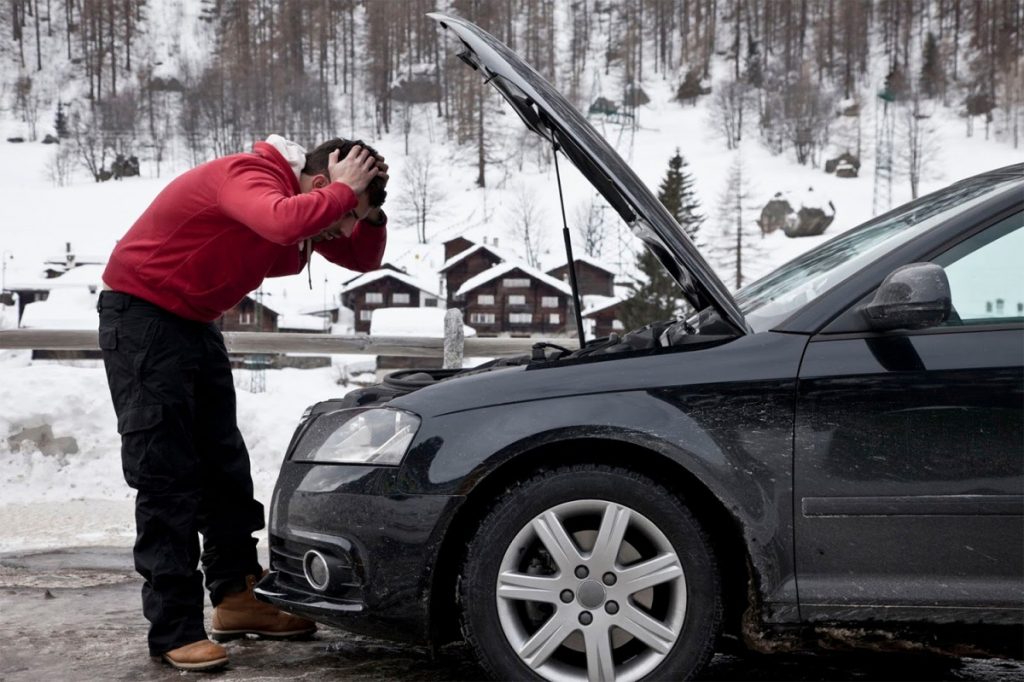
[0,354,352,551]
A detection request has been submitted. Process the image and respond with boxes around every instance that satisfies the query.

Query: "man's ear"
[312,174,329,189]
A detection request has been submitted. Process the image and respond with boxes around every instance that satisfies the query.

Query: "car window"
[934,212,1024,325]
[732,175,1022,333]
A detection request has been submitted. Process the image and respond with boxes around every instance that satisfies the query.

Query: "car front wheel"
[459,464,721,681]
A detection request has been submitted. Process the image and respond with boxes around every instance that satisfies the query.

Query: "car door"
[794,211,1024,623]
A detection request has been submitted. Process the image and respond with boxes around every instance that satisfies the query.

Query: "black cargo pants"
[97,290,263,655]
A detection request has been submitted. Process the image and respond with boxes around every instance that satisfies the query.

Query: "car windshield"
[733,175,1022,333]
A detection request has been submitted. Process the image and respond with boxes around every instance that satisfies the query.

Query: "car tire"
[459,464,721,681]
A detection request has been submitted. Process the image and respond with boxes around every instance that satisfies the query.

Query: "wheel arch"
[427,436,756,647]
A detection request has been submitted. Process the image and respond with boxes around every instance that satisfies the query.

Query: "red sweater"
[102,141,386,322]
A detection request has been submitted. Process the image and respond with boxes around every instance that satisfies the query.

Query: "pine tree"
[54,101,69,139]
[657,149,705,242]
[618,249,684,330]
[920,32,944,99]
[712,154,763,290]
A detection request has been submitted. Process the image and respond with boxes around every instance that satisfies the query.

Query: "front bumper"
[255,462,462,644]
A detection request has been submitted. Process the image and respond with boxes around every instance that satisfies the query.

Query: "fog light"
[303,550,330,591]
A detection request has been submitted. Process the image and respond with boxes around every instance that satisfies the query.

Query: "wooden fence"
[0,311,564,369]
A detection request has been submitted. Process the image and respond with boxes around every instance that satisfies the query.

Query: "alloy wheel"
[495,499,687,682]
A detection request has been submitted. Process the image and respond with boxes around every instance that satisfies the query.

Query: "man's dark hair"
[303,138,387,207]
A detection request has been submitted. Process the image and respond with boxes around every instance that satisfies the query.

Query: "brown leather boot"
[160,640,229,671]
[211,573,317,641]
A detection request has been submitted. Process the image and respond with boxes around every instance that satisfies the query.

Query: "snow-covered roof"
[20,288,99,330]
[340,269,441,298]
[454,261,573,298]
[5,263,106,290]
[548,254,617,276]
[43,254,105,266]
[370,307,477,338]
[439,242,512,272]
[278,313,330,332]
[581,295,625,317]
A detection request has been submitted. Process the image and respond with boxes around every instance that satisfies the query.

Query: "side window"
[934,212,1024,325]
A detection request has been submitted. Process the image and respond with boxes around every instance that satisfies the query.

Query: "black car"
[255,13,1024,681]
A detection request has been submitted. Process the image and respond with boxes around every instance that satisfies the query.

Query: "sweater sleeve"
[265,244,307,277]
[313,219,387,272]
[217,163,358,245]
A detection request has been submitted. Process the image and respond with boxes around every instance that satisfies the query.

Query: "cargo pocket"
[116,404,166,490]
[98,327,118,351]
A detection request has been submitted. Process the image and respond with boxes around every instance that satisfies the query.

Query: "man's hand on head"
[328,146,379,195]
[374,155,389,189]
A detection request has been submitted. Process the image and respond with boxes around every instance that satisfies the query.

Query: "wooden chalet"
[341,268,441,333]
[581,296,627,339]
[440,237,506,306]
[547,255,616,297]
[453,262,573,337]
[218,294,278,332]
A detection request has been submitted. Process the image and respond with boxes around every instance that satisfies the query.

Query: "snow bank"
[0,363,355,550]
[370,307,477,338]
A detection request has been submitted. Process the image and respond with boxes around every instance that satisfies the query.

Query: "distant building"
[454,262,572,337]
[341,268,442,333]
[547,255,616,297]
[7,263,106,328]
[43,242,105,279]
[440,238,506,306]
[218,294,278,332]
[581,295,627,339]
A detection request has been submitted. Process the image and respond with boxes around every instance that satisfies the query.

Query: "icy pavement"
[0,547,1021,681]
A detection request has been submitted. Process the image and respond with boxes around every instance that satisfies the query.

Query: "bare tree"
[899,91,938,199]
[14,75,40,140]
[573,195,609,258]
[47,143,76,187]
[70,111,112,182]
[506,183,547,269]
[399,146,447,245]
[711,78,752,150]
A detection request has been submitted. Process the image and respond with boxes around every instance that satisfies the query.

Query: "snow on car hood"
[430,12,750,335]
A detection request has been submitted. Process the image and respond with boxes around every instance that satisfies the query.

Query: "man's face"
[302,173,373,237]
[328,192,371,235]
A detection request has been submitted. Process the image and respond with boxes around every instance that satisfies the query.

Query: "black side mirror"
[862,263,951,331]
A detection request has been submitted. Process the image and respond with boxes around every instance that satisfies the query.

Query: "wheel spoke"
[618,605,677,654]
[497,571,562,604]
[518,611,575,669]
[590,503,631,567]
[618,552,683,595]
[532,510,583,573]
[584,626,616,682]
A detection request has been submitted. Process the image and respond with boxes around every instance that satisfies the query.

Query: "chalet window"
[470,313,496,324]
[548,313,560,324]
[239,312,253,325]
[477,294,495,305]
[392,293,410,305]
[423,297,438,307]
[612,319,624,330]
[541,296,559,308]
[508,294,526,306]
[509,313,533,324]
[365,292,383,304]
[360,310,372,321]
[503,278,530,288]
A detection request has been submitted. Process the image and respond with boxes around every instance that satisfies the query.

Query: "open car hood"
[430,13,750,335]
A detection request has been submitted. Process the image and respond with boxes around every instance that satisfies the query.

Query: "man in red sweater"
[97,136,387,671]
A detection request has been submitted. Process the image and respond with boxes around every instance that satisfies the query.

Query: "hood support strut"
[551,140,587,348]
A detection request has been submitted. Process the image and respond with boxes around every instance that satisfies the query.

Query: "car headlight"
[293,408,420,465]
